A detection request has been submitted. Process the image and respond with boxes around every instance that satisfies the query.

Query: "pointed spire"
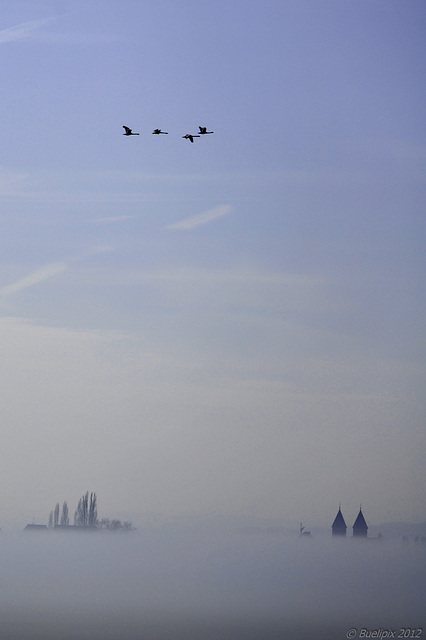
[353,507,368,537]
[332,505,347,536]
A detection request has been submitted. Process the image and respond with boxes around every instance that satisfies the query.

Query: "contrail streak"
[166,205,232,230]
[0,263,67,296]
[0,18,55,44]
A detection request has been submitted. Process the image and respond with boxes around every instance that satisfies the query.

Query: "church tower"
[353,507,368,537]
[331,506,347,537]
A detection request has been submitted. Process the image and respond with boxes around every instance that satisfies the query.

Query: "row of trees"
[48,492,134,531]
[75,492,98,527]
[49,501,70,527]
[98,518,134,531]
[49,492,97,527]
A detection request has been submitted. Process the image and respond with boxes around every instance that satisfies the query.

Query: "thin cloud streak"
[0,18,55,44]
[0,263,67,296]
[0,247,113,297]
[166,205,233,230]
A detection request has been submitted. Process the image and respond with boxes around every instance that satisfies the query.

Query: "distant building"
[353,507,368,537]
[332,506,347,537]
[54,524,98,532]
[24,524,48,532]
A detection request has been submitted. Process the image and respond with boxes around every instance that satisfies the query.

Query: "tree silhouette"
[60,501,69,526]
[75,492,97,527]
[98,518,135,532]
[88,493,97,526]
[46,492,131,531]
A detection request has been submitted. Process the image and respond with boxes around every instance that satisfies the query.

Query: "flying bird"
[182,134,200,143]
[199,126,214,134]
[123,126,139,136]
[152,129,168,135]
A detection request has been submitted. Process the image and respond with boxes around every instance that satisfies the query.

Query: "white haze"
[0,530,424,640]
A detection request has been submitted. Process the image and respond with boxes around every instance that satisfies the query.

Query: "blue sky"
[0,0,425,529]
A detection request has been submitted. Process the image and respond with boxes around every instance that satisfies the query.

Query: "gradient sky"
[0,0,425,529]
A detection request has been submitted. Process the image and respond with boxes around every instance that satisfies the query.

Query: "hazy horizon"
[5,501,426,537]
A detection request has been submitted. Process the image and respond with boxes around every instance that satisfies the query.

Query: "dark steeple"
[332,506,347,536]
[353,507,368,537]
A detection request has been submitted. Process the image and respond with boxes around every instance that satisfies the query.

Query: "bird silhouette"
[152,129,168,135]
[123,126,139,136]
[182,134,200,143]
[199,126,214,135]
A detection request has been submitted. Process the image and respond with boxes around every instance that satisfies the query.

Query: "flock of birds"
[123,125,214,143]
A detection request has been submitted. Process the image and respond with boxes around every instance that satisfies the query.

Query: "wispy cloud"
[0,263,67,296]
[0,18,55,44]
[166,205,233,231]
[0,246,113,298]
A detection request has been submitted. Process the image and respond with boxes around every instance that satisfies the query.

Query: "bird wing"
[123,126,131,134]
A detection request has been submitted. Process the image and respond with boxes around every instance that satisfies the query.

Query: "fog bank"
[0,530,424,639]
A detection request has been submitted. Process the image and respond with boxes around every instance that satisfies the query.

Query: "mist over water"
[0,529,424,640]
